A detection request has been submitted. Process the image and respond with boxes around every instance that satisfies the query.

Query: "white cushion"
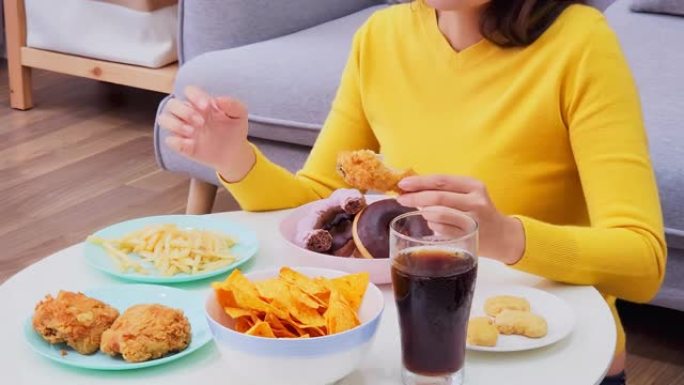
[26,0,177,68]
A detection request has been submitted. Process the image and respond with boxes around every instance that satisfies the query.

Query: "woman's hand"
[157,86,255,182]
[396,175,525,264]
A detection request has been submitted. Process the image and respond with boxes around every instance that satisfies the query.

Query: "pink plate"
[278,195,392,284]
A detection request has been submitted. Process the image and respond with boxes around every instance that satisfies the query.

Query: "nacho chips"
[213,268,369,338]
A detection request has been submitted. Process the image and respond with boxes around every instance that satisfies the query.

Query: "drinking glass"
[390,208,478,385]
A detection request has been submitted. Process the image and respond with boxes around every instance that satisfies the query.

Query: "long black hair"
[479,0,586,47]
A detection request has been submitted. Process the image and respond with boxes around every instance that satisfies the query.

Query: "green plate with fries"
[84,215,258,283]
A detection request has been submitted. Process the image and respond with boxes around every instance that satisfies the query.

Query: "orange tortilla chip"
[264,313,299,338]
[232,285,289,319]
[331,272,369,311]
[245,321,276,338]
[304,326,327,338]
[224,307,257,320]
[280,267,329,298]
[235,317,255,333]
[286,282,325,310]
[325,289,361,335]
[289,302,326,327]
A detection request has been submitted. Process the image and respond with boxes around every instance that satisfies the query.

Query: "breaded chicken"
[336,150,415,193]
[32,291,119,354]
[467,316,499,347]
[100,304,191,362]
[484,295,531,317]
[494,309,548,338]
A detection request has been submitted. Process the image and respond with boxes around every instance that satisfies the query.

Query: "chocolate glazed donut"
[352,199,430,259]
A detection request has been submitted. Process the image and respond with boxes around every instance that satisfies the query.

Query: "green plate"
[24,284,212,370]
[84,215,258,283]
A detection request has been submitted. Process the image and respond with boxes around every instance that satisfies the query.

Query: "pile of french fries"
[88,224,237,276]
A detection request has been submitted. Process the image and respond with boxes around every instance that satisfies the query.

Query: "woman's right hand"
[157,86,256,182]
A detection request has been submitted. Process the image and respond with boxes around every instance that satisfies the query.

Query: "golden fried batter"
[484,295,531,317]
[494,309,548,338]
[336,150,414,193]
[100,304,191,362]
[32,291,119,354]
[467,316,499,347]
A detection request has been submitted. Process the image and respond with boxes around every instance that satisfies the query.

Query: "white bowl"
[278,196,393,284]
[205,267,385,385]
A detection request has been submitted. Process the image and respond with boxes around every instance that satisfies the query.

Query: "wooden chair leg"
[4,0,33,110]
[186,178,218,214]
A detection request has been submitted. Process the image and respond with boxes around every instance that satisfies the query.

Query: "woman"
[157,1,666,383]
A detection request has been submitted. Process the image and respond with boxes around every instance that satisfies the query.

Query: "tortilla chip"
[280,267,329,298]
[331,272,369,311]
[264,312,299,338]
[245,321,276,338]
[235,317,255,333]
[213,285,238,309]
[325,289,361,335]
[224,307,257,320]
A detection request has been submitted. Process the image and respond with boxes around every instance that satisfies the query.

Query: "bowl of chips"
[205,267,384,385]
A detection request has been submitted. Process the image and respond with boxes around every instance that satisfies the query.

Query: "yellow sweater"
[222,4,666,353]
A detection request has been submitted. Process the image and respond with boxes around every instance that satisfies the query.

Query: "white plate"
[467,285,575,352]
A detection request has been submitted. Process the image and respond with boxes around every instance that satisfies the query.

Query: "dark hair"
[480,0,586,47]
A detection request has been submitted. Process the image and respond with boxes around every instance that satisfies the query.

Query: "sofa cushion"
[606,0,684,248]
[174,5,384,147]
[631,0,684,16]
[180,0,379,63]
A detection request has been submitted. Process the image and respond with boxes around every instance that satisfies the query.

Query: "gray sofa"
[152,0,683,311]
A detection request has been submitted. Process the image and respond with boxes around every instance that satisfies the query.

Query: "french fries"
[88,224,237,276]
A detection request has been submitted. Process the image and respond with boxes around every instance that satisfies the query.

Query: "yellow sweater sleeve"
[512,21,667,303]
[220,27,379,211]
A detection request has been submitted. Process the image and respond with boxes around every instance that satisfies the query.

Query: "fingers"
[398,174,485,194]
[158,113,195,138]
[184,85,212,113]
[397,190,473,211]
[215,96,248,120]
[426,222,467,239]
[165,136,195,157]
[166,98,204,127]
[420,207,477,230]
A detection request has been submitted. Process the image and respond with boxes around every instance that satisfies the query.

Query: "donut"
[294,189,366,255]
[351,199,416,259]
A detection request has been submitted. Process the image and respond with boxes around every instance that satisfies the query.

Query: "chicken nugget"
[494,309,547,338]
[467,316,499,347]
[32,291,119,354]
[484,295,531,317]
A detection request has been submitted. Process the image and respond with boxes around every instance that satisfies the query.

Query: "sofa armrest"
[179,0,377,63]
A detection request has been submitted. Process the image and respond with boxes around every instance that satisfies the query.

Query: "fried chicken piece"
[100,304,191,362]
[336,150,415,193]
[32,291,119,354]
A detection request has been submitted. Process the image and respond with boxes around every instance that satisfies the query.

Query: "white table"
[0,210,616,385]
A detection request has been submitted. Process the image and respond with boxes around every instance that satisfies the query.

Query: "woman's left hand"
[397,175,525,264]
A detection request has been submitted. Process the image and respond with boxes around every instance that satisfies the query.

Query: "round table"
[0,210,616,385]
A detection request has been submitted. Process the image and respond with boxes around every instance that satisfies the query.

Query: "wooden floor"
[0,61,238,283]
[0,62,682,384]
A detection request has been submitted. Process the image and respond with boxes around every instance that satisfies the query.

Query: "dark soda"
[391,247,478,376]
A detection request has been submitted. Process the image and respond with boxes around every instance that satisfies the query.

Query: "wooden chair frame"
[3,0,178,110]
